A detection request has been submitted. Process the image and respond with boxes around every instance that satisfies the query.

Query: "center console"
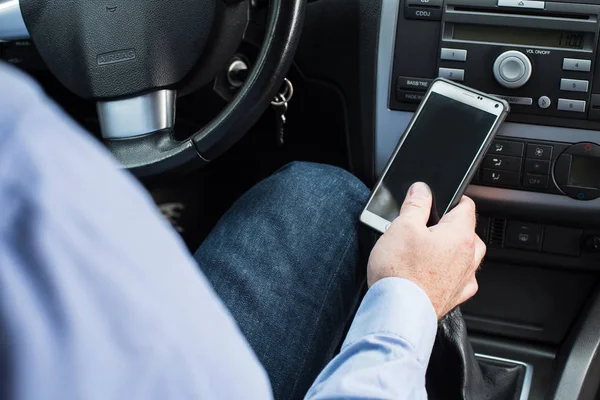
[376,0,600,398]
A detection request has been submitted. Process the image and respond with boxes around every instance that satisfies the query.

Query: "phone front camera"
[495,104,499,108]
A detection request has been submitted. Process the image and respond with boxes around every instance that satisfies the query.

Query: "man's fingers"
[397,182,433,226]
[457,275,479,305]
[437,196,477,231]
[456,238,485,305]
[471,236,487,273]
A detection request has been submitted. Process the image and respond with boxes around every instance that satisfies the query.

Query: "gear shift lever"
[426,308,526,400]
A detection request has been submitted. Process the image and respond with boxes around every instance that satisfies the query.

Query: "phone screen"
[367,92,498,223]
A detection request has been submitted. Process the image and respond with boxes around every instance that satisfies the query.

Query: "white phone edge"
[360,78,510,233]
[359,210,392,234]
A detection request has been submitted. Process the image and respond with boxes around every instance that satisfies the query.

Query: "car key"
[271,78,294,146]
[272,94,288,145]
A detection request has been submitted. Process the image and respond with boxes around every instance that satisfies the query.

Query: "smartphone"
[360,78,510,233]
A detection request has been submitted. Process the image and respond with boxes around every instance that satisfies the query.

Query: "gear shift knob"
[426,308,527,400]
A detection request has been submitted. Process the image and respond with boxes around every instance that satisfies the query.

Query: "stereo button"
[506,221,544,251]
[493,51,532,89]
[560,79,589,93]
[483,155,522,172]
[525,159,551,174]
[397,90,425,103]
[489,140,524,157]
[558,99,586,113]
[563,58,591,72]
[441,48,467,62]
[523,174,549,189]
[404,7,442,20]
[493,95,533,106]
[498,0,545,10]
[482,169,520,186]
[439,68,464,81]
[526,144,553,160]
[397,76,432,91]
[500,58,526,82]
[538,96,551,109]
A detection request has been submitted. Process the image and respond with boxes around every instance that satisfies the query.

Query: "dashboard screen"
[366,92,497,222]
[453,24,587,50]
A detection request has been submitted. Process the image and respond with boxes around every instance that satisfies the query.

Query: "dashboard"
[377,0,600,226]
[375,0,600,397]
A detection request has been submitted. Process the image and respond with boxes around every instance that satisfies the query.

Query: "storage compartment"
[462,262,598,343]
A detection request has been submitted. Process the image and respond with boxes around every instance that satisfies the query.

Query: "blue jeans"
[194,162,370,399]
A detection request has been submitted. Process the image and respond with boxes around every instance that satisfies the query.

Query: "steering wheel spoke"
[97,90,176,139]
[0,0,29,41]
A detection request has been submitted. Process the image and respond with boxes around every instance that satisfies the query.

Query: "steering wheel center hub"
[20,0,216,99]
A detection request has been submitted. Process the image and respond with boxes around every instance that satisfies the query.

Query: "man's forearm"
[305,278,437,399]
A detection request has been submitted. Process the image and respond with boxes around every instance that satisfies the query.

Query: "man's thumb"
[397,182,432,225]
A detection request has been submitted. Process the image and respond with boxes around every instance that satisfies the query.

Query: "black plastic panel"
[476,213,600,272]
[294,0,380,184]
[552,285,600,399]
[462,262,597,343]
[389,0,440,111]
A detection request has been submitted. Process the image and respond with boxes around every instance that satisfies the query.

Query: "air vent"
[489,218,507,247]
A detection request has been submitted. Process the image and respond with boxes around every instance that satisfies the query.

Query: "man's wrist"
[343,277,438,367]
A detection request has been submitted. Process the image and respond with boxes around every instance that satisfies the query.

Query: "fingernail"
[409,182,431,198]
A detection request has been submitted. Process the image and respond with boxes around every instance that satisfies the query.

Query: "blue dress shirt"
[0,62,437,399]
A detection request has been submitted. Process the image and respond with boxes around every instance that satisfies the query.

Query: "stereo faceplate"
[391,0,600,127]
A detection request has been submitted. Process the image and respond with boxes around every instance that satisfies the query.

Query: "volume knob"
[493,50,532,89]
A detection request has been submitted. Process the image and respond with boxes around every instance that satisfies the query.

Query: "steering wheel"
[0,0,305,176]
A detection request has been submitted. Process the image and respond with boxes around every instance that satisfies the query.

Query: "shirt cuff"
[342,278,438,367]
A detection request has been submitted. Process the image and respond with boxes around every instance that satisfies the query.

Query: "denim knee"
[268,162,370,219]
[195,162,371,400]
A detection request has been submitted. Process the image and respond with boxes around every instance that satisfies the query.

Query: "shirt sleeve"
[305,278,438,399]
[0,62,273,400]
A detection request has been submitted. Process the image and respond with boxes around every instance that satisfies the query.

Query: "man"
[0,62,484,399]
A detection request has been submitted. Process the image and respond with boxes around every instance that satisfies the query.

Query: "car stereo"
[390,0,600,128]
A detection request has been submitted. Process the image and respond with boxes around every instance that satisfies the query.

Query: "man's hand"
[367,182,485,319]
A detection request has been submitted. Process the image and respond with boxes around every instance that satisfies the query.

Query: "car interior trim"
[475,353,533,400]
[97,90,176,140]
[0,0,29,41]
[552,286,600,400]
[375,0,406,178]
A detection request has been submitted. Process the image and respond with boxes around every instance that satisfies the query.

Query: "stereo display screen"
[453,24,588,50]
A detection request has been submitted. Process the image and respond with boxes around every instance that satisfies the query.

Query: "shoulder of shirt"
[0,62,118,237]
[0,62,45,114]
